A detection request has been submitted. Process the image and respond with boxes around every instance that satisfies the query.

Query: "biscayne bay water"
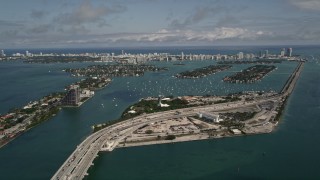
[0,46,319,179]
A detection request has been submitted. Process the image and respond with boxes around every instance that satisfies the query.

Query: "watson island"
[52,63,303,179]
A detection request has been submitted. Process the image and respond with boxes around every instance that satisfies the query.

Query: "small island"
[217,60,282,64]
[65,64,168,77]
[223,65,276,83]
[176,65,232,79]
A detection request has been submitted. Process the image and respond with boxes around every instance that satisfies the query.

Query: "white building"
[0,50,5,57]
[81,89,94,98]
[198,112,223,123]
[238,52,244,60]
[158,96,170,108]
[287,48,293,57]
[280,48,285,57]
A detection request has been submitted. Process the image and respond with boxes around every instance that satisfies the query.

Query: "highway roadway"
[51,97,283,180]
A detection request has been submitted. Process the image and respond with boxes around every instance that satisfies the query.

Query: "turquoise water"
[0,47,319,179]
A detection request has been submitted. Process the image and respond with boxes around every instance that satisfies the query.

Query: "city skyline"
[1,0,320,48]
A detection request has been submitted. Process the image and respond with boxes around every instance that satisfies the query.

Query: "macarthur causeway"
[52,61,304,180]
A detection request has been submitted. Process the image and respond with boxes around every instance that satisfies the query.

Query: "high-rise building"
[280,48,285,57]
[0,50,5,57]
[287,48,293,57]
[259,51,263,58]
[61,85,81,106]
[265,50,269,58]
[25,50,32,57]
[181,52,184,60]
[238,52,244,60]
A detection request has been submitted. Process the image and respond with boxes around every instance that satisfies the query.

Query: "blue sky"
[1,0,320,48]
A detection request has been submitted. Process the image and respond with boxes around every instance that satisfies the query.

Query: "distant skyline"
[1,0,320,48]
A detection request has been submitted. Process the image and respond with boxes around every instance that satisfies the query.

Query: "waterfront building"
[265,50,269,58]
[61,85,81,106]
[215,54,221,60]
[287,48,293,57]
[157,96,170,108]
[16,52,23,57]
[250,53,256,59]
[0,50,5,57]
[238,52,244,60]
[25,51,33,57]
[221,55,228,60]
[198,112,222,123]
[280,48,285,57]
[259,51,263,58]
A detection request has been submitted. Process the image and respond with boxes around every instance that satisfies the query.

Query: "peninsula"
[51,62,304,180]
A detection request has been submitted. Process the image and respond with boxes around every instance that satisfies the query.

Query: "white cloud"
[6,27,266,47]
[54,0,126,26]
[169,6,225,29]
[108,28,265,43]
[157,29,170,33]
[256,31,264,35]
[288,0,320,11]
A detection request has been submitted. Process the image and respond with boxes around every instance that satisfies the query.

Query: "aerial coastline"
[51,58,304,179]
[0,48,304,149]
[2,0,320,179]
[0,47,306,179]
